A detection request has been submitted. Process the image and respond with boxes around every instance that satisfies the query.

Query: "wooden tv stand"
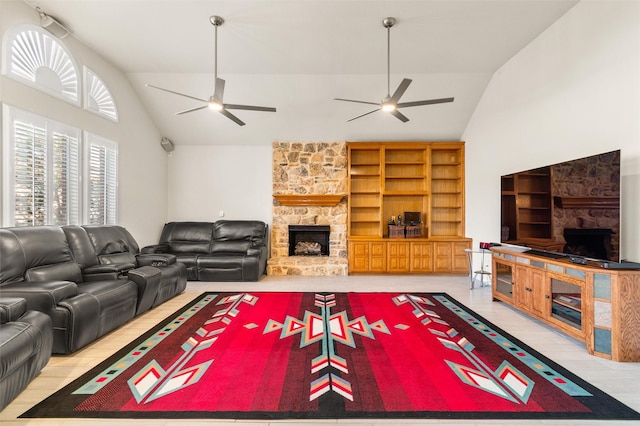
[491,246,640,362]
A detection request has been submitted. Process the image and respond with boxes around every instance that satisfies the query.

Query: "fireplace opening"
[288,225,330,256]
[563,228,614,261]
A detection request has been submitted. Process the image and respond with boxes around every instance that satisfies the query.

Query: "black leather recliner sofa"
[0,225,187,354]
[0,226,139,354]
[0,297,52,411]
[142,221,268,281]
[63,225,187,314]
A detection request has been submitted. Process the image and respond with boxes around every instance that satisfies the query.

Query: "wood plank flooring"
[2,274,638,425]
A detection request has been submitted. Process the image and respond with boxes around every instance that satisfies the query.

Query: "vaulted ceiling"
[27,0,579,145]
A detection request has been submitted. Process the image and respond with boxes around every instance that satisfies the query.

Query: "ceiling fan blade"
[224,104,276,112]
[390,78,412,103]
[176,105,209,115]
[334,98,380,106]
[346,108,380,122]
[214,78,225,103]
[219,109,246,126]
[389,109,409,122]
[146,84,208,103]
[397,97,455,108]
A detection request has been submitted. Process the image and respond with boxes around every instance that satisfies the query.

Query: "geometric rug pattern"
[21,292,640,420]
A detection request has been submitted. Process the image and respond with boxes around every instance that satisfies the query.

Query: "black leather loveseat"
[0,225,187,354]
[142,221,268,281]
[0,297,52,411]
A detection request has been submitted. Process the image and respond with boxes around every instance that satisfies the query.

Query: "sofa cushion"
[169,241,210,254]
[0,229,26,284]
[160,222,214,244]
[210,241,251,254]
[83,225,140,255]
[62,225,99,269]
[0,227,74,284]
[213,220,266,243]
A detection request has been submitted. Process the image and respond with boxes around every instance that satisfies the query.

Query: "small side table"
[464,248,492,289]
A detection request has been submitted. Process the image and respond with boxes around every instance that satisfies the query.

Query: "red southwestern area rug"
[22,292,640,420]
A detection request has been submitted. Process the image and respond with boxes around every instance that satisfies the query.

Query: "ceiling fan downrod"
[383,17,395,98]
[209,15,224,84]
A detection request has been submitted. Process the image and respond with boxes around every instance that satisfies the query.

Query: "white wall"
[463,0,640,262]
[167,145,272,225]
[0,0,168,246]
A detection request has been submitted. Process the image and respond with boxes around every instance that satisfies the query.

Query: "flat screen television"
[500,150,620,261]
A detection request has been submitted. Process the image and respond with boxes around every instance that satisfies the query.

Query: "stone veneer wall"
[267,142,349,276]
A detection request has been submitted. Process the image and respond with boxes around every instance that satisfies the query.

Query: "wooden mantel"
[554,196,620,209]
[273,194,345,206]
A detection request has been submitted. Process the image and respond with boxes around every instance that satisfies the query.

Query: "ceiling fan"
[146,15,276,126]
[335,17,454,123]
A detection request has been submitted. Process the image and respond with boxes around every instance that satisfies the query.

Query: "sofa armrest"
[0,281,79,314]
[136,253,177,266]
[141,244,170,254]
[127,266,162,315]
[246,248,262,256]
[82,263,134,282]
[0,297,27,323]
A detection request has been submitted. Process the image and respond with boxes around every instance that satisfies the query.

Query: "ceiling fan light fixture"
[381,101,396,112]
[208,98,224,111]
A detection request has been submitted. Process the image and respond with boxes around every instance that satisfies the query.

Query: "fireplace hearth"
[289,225,330,256]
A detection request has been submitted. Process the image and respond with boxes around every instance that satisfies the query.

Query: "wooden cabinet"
[348,240,386,273]
[347,142,469,274]
[492,247,640,362]
[433,241,470,273]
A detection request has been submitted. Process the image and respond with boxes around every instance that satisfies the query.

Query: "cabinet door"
[547,273,585,340]
[410,242,433,272]
[369,242,387,272]
[452,241,471,273]
[433,242,452,272]
[514,265,533,311]
[529,268,547,317]
[515,265,547,317]
[349,241,370,272]
[387,241,410,272]
[493,259,514,302]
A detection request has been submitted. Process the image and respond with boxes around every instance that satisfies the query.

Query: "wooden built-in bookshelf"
[347,142,470,274]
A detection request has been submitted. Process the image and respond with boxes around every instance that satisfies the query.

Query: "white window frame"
[2,106,119,227]
[84,133,118,225]
[2,24,80,106]
[84,66,119,122]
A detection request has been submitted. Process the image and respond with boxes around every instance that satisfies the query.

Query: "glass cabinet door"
[550,276,582,331]
[494,261,514,300]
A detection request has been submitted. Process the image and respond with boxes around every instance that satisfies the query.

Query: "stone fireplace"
[267,142,349,276]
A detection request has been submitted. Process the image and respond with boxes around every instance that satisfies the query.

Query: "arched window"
[3,25,80,105]
[84,67,118,122]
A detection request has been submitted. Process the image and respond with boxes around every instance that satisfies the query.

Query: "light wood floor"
[2,274,639,425]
